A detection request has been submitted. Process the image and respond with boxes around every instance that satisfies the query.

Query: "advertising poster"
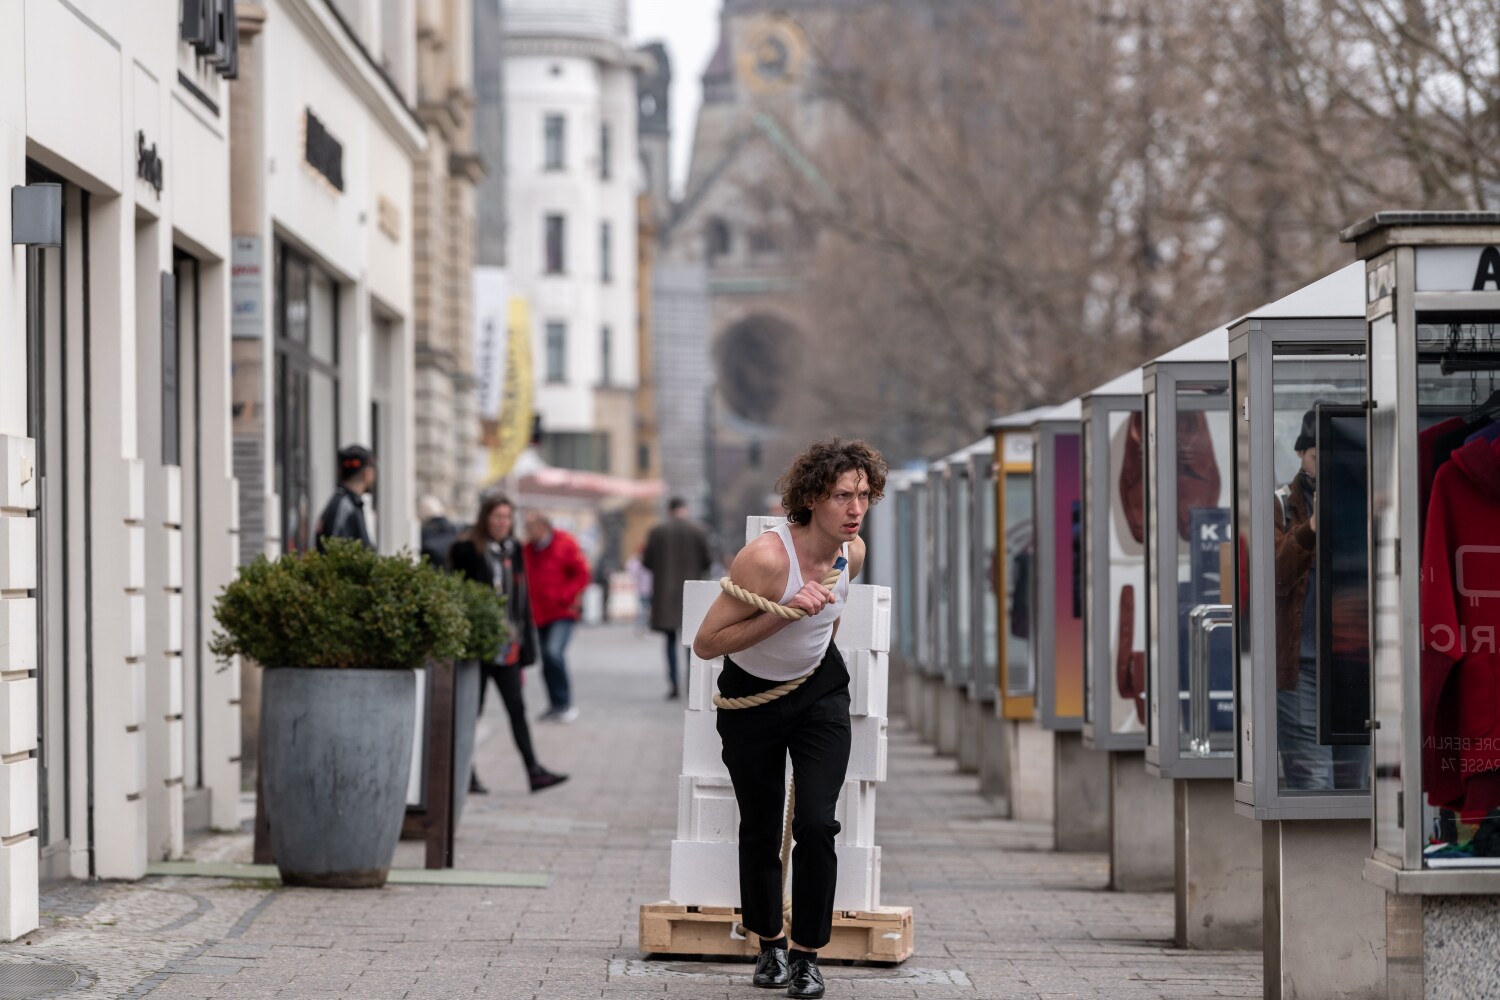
[1053,433,1084,720]
[1107,411,1147,734]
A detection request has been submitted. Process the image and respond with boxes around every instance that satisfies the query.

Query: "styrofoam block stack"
[681,579,720,643]
[678,775,739,842]
[687,655,724,712]
[847,715,888,782]
[840,585,891,653]
[841,648,889,719]
[835,780,878,847]
[746,515,783,543]
[682,709,728,779]
[670,839,741,907]
[833,845,882,911]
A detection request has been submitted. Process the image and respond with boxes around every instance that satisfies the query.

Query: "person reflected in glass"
[1274,407,1368,791]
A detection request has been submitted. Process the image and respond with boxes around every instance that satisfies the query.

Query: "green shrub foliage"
[210,539,470,669]
[455,577,510,664]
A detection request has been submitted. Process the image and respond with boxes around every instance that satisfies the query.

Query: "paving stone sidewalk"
[7,624,1261,998]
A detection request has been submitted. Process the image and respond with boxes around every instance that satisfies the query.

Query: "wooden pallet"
[639,902,913,964]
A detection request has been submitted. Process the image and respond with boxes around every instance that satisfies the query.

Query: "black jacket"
[316,486,372,552]
[420,516,463,569]
[449,536,538,668]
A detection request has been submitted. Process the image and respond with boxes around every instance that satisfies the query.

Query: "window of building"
[637,442,650,475]
[545,214,566,274]
[749,227,779,255]
[600,324,612,386]
[600,221,612,284]
[706,217,731,261]
[542,431,610,473]
[545,321,567,383]
[544,114,565,170]
[600,122,612,180]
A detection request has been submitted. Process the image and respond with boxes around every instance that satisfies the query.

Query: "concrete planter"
[261,667,418,888]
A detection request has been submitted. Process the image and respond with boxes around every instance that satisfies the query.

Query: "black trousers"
[479,663,539,774]
[715,645,851,949]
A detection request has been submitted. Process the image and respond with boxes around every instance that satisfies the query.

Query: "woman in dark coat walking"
[449,493,568,793]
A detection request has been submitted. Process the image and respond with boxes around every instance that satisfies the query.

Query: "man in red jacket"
[523,511,592,722]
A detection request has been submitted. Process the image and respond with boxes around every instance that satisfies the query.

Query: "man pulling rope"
[692,439,887,1000]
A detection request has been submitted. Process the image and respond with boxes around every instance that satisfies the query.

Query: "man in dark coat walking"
[643,497,713,699]
[316,445,376,552]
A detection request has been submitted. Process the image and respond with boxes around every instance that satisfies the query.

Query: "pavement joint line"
[150,891,215,934]
[146,861,552,888]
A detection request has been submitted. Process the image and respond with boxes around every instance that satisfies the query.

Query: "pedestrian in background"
[315,445,376,552]
[419,494,463,568]
[643,497,712,699]
[523,511,591,723]
[449,494,568,794]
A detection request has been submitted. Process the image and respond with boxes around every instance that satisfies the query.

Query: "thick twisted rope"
[714,555,846,940]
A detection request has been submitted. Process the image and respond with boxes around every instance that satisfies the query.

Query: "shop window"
[544,114,565,171]
[545,322,567,383]
[600,122,612,180]
[600,324,612,386]
[600,221,612,284]
[545,214,566,274]
[275,240,341,554]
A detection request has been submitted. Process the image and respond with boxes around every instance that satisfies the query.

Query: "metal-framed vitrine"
[890,470,927,677]
[967,438,999,703]
[1032,400,1086,731]
[990,407,1051,719]
[1080,369,1148,752]
[924,460,948,681]
[1229,262,1371,821]
[1142,328,1235,779]
[1344,212,1500,889]
[944,440,987,691]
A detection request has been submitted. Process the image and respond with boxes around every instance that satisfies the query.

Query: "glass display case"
[1081,369,1148,751]
[944,442,985,691]
[924,462,948,681]
[968,440,1000,703]
[1032,400,1085,732]
[1229,262,1371,821]
[1344,213,1500,888]
[891,471,927,674]
[1142,328,1236,779]
[990,408,1049,720]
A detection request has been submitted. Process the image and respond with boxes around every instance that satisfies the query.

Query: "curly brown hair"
[777,438,888,525]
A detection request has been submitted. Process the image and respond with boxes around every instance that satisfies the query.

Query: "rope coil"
[712,555,846,940]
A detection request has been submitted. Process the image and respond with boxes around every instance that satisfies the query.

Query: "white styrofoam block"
[681,708,728,779]
[746,515,783,545]
[127,458,145,523]
[127,592,146,660]
[832,845,881,911]
[839,585,891,652]
[0,597,37,674]
[166,655,184,718]
[0,436,38,511]
[681,579,720,646]
[166,528,183,589]
[165,465,182,527]
[841,648,889,719]
[0,837,40,940]
[0,758,37,838]
[128,524,145,591]
[669,839,740,906]
[677,775,739,842]
[0,679,37,755]
[687,654,724,712]
[847,715,888,782]
[0,516,37,591]
[835,780,878,847]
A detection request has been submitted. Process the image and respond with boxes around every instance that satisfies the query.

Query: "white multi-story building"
[503,0,641,476]
[0,0,243,939]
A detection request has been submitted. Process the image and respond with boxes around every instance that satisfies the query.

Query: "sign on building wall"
[473,267,509,420]
[473,265,534,483]
[231,236,264,339]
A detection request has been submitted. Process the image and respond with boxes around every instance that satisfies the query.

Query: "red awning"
[516,467,666,501]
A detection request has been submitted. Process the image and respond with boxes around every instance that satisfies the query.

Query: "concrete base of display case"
[1053,730,1108,853]
[916,673,942,744]
[1011,721,1055,824]
[957,693,982,774]
[1174,778,1261,950]
[936,684,961,757]
[1109,751,1174,891]
[977,712,1011,807]
[1384,892,1500,999]
[1264,819,1385,999]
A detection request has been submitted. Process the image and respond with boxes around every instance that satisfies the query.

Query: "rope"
[714,555,846,941]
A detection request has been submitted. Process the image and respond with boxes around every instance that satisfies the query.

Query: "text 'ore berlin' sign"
[304,110,344,193]
[1416,246,1500,292]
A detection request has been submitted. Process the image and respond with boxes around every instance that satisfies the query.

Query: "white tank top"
[730,523,851,683]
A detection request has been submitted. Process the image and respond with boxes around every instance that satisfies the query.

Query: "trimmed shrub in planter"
[212,540,469,887]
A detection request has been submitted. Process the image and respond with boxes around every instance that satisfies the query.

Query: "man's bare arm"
[692,537,833,660]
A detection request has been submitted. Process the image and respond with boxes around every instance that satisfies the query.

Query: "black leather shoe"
[786,957,823,998]
[752,946,789,988]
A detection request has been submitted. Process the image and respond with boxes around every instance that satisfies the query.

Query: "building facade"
[229,0,425,783]
[0,0,244,939]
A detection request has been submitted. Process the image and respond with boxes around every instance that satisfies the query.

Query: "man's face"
[524,513,548,543]
[1299,446,1317,478]
[810,469,870,542]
